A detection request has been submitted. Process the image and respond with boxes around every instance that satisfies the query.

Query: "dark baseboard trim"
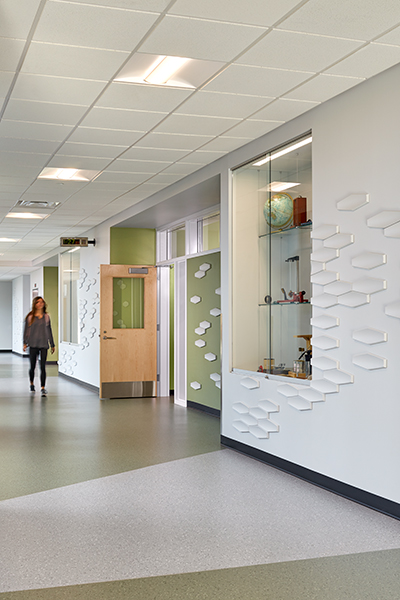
[188,400,220,418]
[58,372,99,394]
[0,349,12,353]
[47,360,58,365]
[221,435,400,521]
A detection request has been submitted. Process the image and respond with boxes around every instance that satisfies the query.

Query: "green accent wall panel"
[187,253,221,411]
[110,228,156,266]
[43,266,59,362]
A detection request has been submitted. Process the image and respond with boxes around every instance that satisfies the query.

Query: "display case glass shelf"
[232,134,312,380]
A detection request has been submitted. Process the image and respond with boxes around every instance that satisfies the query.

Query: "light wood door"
[100,264,157,399]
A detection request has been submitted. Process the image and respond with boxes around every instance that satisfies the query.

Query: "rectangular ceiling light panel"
[38,167,100,181]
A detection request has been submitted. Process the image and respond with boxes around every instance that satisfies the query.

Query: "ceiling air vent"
[16,200,60,209]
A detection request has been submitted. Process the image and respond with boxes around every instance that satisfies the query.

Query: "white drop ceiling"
[1,0,400,279]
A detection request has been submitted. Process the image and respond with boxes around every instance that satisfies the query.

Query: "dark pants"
[29,347,48,388]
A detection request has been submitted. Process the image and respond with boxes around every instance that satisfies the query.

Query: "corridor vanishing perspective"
[1,354,400,599]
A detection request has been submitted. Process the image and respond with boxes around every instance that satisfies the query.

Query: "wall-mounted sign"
[60,237,95,247]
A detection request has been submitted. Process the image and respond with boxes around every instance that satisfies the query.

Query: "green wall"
[110,228,156,265]
[43,266,59,362]
[187,253,221,412]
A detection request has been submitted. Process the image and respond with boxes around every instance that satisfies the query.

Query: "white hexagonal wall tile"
[215,381,221,389]
[312,336,339,350]
[190,295,201,304]
[210,372,221,382]
[204,352,217,362]
[195,327,206,336]
[257,418,279,433]
[337,193,369,211]
[323,233,354,249]
[311,224,339,240]
[233,420,249,433]
[277,384,299,397]
[352,278,387,295]
[384,222,400,238]
[352,353,387,370]
[323,369,354,385]
[240,414,258,426]
[311,270,339,285]
[288,397,312,411]
[258,400,279,413]
[210,308,221,317]
[337,292,370,307]
[233,402,249,414]
[311,262,324,275]
[240,377,260,390]
[311,248,339,263]
[311,315,339,329]
[367,211,400,229]
[385,302,400,319]
[249,407,272,420]
[190,381,201,390]
[248,425,269,439]
[312,356,339,370]
[195,339,206,348]
[311,379,339,394]
[215,287,221,295]
[199,263,211,271]
[352,328,387,345]
[200,321,211,329]
[311,294,338,308]
[298,388,325,403]
[194,270,205,279]
[352,252,387,270]
[324,280,352,295]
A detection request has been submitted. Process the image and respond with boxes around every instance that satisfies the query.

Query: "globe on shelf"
[263,193,293,229]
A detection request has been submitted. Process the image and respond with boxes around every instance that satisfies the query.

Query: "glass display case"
[232,134,312,379]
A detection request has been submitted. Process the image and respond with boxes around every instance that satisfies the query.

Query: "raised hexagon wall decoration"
[240,414,258,426]
[367,211,400,229]
[248,425,269,439]
[311,262,324,275]
[199,263,211,272]
[385,302,400,319]
[277,384,300,397]
[298,388,325,403]
[210,372,221,382]
[311,224,339,239]
[323,233,354,249]
[311,315,339,329]
[200,320,211,329]
[312,356,339,370]
[323,369,354,385]
[352,328,387,345]
[249,407,272,420]
[210,308,221,317]
[311,293,338,308]
[337,193,369,211]
[257,418,279,433]
[190,295,201,304]
[204,352,217,362]
[233,402,249,414]
[194,270,205,279]
[324,280,352,295]
[311,248,339,263]
[288,397,312,411]
[311,379,339,394]
[233,420,249,433]
[258,400,279,413]
[215,287,221,295]
[312,336,339,350]
[384,222,400,238]
[195,339,206,348]
[195,327,206,336]
[352,353,387,370]
[311,270,339,285]
[351,252,387,270]
[352,278,387,294]
[190,381,201,390]
[240,377,260,390]
[337,292,370,307]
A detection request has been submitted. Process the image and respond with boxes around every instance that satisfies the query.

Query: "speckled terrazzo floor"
[1,354,400,598]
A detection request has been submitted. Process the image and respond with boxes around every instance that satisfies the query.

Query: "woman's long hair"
[27,296,47,321]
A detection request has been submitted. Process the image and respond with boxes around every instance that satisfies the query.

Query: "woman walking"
[23,296,55,397]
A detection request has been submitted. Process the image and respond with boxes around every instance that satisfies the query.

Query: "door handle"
[103,336,116,340]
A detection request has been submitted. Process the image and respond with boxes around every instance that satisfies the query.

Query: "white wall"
[0,282,12,350]
[30,268,43,297]
[12,275,30,354]
[220,62,400,504]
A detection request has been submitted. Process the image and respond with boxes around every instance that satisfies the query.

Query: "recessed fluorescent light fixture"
[38,168,100,181]
[0,238,20,242]
[253,136,312,167]
[115,53,225,89]
[6,212,47,219]
[260,181,300,192]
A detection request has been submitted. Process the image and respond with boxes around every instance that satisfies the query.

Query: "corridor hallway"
[1,354,400,599]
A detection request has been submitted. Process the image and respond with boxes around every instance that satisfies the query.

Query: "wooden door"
[100,265,157,399]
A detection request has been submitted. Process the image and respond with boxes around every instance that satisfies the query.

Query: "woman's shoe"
[41,388,47,397]
[30,384,35,392]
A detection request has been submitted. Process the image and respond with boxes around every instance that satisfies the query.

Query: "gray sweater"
[24,314,55,349]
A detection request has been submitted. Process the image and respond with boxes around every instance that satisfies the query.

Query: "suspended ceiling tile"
[112,158,170,173]
[376,25,400,46]
[177,91,273,119]
[94,171,153,184]
[97,82,192,113]
[205,64,314,97]
[0,73,14,98]
[237,30,363,72]
[278,0,400,40]
[199,137,252,153]
[284,74,364,103]
[0,120,73,142]
[170,0,302,27]
[252,98,319,122]
[0,150,50,167]
[66,0,171,9]
[225,119,283,139]
[326,43,400,79]
[0,138,60,155]
[154,114,241,137]
[80,107,167,131]
[3,99,88,126]
[12,73,105,107]
[162,163,201,175]
[22,42,130,81]
[58,142,127,159]
[180,150,226,163]
[140,15,267,62]
[68,127,143,147]
[0,0,42,38]
[144,173,183,185]
[33,2,159,51]
[135,132,213,150]
[121,147,189,162]
[0,38,25,72]
[47,156,110,170]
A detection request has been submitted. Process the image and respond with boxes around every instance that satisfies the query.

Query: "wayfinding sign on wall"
[60,237,95,247]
